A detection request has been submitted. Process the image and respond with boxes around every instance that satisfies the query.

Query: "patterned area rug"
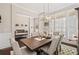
[60,44,77,55]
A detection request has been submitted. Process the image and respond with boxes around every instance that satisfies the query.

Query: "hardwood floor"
[0,47,12,55]
[0,40,25,55]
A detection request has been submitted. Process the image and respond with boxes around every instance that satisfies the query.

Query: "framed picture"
[0,20,1,23]
[0,15,1,23]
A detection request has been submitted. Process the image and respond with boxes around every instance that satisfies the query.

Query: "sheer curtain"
[54,17,65,33]
[51,14,78,40]
[66,15,78,40]
[51,17,66,38]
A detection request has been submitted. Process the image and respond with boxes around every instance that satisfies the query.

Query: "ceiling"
[14,3,79,16]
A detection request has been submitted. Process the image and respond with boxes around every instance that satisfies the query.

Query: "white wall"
[0,4,11,49]
[29,17,34,37]
[15,14,29,30]
[12,4,35,38]
[0,33,11,49]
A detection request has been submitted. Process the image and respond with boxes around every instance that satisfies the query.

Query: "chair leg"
[35,49,42,55]
[57,45,61,55]
[38,49,49,55]
[55,45,61,55]
[53,51,58,55]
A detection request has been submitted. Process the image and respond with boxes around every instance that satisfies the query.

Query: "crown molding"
[12,4,38,16]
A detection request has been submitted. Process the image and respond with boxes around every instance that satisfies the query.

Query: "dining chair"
[10,39,37,55]
[32,32,39,37]
[56,33,64,54]
[40,33,64,55]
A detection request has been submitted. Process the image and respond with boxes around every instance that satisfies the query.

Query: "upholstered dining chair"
[10,39,37,55]
[32,32,39,37]
[56,33,64,54]
[40,33,64,55]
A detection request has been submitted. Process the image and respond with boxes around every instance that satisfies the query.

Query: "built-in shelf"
[15,33,28,36]
[15,29,28,41]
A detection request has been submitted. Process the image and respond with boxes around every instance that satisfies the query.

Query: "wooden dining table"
[20,36,52,51]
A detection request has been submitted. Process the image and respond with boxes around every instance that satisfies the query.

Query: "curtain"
[66,15,78,40]
[52,14,78,40]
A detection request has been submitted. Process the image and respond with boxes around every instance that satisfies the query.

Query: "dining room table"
[20,36,52,51]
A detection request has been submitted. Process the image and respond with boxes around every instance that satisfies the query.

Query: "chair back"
[47,35,61,54]
[57,33,64,54]
[32,32,39,37]
[53,32,59,36]
[11,39,22,55]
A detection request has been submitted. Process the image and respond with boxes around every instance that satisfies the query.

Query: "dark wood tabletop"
[20,37,52,50]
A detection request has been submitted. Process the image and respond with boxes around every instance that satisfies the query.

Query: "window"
[66,15,78,40]
[51,14,78,40]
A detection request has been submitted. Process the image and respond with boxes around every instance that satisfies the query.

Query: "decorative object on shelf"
[0,15,1,23]
[15,24,19,26]
[44,22,49,26]
[21,24,23,26]
[25,24,27,27]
